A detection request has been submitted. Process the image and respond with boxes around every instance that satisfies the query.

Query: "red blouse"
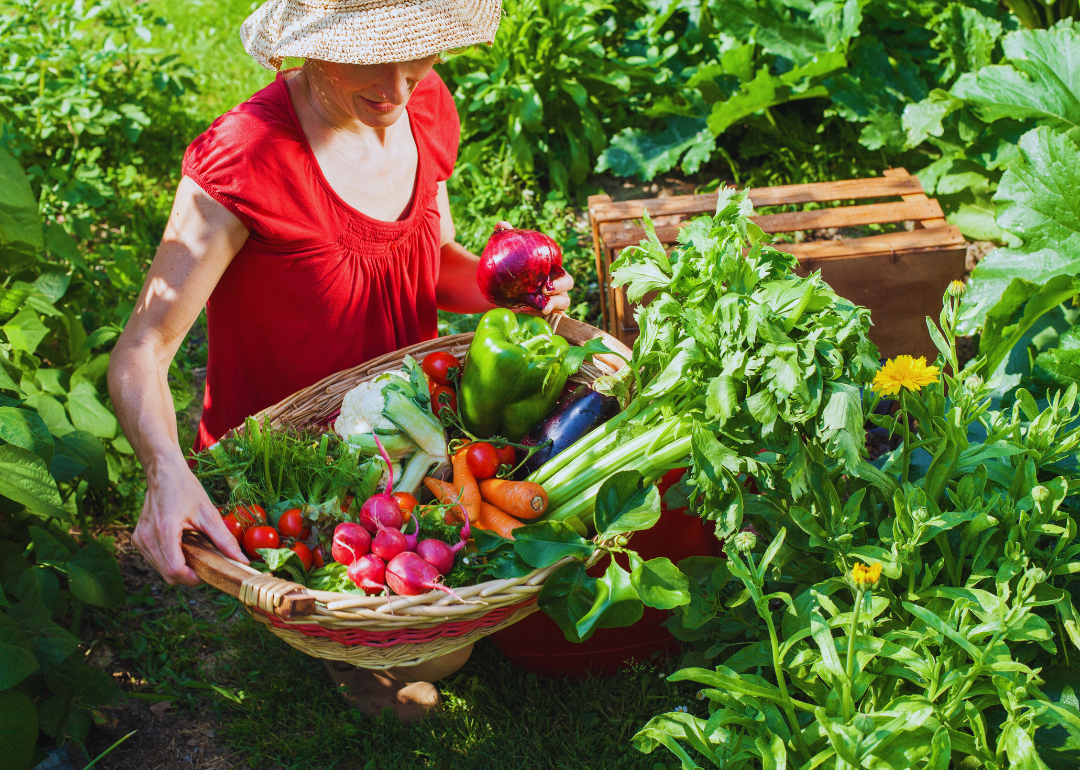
[182,71,460,451]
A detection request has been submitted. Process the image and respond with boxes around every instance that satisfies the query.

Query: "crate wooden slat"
[588,175,927,223]
[598,199,947,250]
[588,168,967,361]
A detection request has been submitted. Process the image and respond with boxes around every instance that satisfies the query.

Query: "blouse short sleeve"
[181,90,301,233]
[411,70,461,183]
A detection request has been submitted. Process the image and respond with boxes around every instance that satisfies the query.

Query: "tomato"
[234,504,267,529]
[422,351,461,386]
[311,546,326,569]
[392,492,418,522]
[430,385,457,417]
[290,542,313,571]
[496,444,516,469]
[277,508,310,540]
[221,513,246,545]
[243,525,279,561]
[466,442,500,480]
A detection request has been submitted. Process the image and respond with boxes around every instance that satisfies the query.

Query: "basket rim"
[186,315,632,623]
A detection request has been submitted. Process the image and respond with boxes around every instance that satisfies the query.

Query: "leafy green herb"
[530,187,877,531]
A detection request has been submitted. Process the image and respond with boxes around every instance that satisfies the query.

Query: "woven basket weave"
[184,315,630,669]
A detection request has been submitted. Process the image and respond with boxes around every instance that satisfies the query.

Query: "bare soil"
[83,531,246,770]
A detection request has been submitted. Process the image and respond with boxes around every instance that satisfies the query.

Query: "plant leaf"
[629,555,691,610]
[0,443,64,517]
[0,690,39,770]
[513,521,595,568]
[593,471,662,539]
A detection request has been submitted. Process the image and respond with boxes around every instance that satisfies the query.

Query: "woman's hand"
[131,457,249,587]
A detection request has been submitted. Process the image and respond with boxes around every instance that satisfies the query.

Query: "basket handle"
[181,531,315,619]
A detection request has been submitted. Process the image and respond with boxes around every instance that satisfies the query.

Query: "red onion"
[477,223,566,312]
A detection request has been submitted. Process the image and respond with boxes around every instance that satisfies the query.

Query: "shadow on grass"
[91,551,698,770]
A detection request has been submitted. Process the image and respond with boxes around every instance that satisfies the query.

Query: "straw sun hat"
[240,0,503,71]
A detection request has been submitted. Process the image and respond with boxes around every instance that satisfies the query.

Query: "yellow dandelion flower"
[871,356,940,397]
[947,280,966,298]
[851,561,882,589]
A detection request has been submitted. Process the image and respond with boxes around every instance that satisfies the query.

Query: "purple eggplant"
[517,385,619,477]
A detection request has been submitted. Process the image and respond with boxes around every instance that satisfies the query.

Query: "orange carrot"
[477,501,523,540]
[423,477,479,525]
[478,478,548,519]
[451,446,482,524]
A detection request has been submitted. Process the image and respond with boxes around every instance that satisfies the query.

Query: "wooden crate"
[588,169,967,361]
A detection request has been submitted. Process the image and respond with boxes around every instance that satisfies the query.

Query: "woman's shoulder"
[181,78,308,230]
[184,79,298,167]
[410,69,460,182]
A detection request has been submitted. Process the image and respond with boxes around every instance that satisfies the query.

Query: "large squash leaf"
[961,128,1080,357]
[952,26,1080,130]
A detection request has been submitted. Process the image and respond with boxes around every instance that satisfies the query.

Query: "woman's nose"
[374,63,411,104]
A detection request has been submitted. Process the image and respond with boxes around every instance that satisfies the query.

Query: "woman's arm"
[433,182,574,315]
[108,176,250,586]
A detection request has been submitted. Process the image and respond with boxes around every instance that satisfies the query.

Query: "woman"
[108,0,574,723]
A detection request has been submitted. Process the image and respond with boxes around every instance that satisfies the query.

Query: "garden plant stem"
[843,588,865,722]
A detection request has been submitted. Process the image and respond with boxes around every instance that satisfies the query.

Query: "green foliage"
[438,0,638,196]
[641,293,1080,768]
[0,395,124,769]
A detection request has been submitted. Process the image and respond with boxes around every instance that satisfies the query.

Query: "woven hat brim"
[241,0,502,71]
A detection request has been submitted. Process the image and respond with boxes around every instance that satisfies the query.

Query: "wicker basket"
[181,315,631,669]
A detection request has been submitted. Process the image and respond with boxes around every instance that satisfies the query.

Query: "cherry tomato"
[496,444,516,469]
[277,508,310,540]
[392,492,418,522]
[221,513,246,545]
[290,542,313,571]
[430,385,457,417]
[422,351,461,386]
[243,525,279,561]
[234,504,267,529]
[466,442,500,480]
[311,546,326,569]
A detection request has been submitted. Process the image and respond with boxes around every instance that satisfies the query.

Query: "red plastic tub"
[490,469,719,678]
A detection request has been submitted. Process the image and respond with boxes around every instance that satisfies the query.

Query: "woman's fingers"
[546,272,575,295]
[139,509,200,587]
[542,293,571,315]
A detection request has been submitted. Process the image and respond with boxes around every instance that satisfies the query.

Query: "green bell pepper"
[459,309,571,441]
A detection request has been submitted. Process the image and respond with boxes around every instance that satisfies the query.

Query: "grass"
[94,573,696,770]
[140,0,279,127]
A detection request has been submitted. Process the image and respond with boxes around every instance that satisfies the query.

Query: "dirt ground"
[83,532,246,770]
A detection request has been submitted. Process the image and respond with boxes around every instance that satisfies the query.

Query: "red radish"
[385,552,471,602]
[416,538,461,576]
[348,554,386,595]
[332,522,371,565]
[403,514,420,552]
[360,435,404,533]
[371,527,408,561]
[360,496,402,533]
[477,224,566,312]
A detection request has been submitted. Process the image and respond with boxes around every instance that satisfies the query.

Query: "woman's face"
[305,56,438,128]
